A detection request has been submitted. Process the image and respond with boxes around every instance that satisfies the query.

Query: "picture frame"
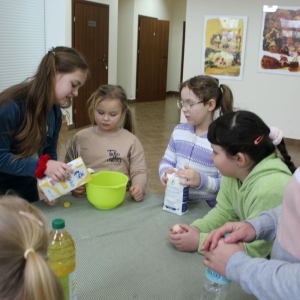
[257,5,300,76]
[202,15,248,81]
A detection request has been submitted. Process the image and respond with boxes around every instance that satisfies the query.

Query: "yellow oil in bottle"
[48,219,77,300]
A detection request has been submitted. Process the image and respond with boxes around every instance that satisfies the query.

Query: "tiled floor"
[58,95,300,196]
[58,95,181,195]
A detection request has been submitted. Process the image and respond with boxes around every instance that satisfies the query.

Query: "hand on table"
[162,167,176,187]
[201,221,256,251]
[71,185,86,198]
[176,166,201,187]
[45,160,73,182]
[129,186,143,201]
[44,197,58,206]
[203,238,245,277]
[169,224,200,252]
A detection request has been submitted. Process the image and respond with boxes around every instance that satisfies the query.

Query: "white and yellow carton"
[38,157,92,201]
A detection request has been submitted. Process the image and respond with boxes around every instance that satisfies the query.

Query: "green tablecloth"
[33,193,257,300]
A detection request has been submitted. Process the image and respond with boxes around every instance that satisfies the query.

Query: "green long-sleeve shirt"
[191,153,291,258]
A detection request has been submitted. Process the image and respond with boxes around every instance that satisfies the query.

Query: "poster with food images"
[258,5,300,76]
[202,15,248,81]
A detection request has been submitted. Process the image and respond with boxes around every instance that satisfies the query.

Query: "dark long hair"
[208,110,296,174]
[0,46,89,159]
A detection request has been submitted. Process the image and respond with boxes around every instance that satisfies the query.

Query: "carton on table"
[38,157,92,201]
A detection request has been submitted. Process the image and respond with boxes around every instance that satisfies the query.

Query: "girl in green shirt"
[170,110,295,258]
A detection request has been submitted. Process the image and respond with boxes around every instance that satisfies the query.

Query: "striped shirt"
[159,123,221,202]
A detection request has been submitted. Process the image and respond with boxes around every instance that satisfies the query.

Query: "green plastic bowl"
[86,171,128,210]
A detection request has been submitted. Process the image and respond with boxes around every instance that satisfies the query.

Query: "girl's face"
[54,69,87,106]
[94,98,124,133]
[180,87,213,129]
[211,144,237,178]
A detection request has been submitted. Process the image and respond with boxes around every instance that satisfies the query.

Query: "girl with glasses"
[159,75,234,208]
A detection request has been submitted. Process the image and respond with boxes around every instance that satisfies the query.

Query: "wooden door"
[136,16,169,102]
[72,0,109,128]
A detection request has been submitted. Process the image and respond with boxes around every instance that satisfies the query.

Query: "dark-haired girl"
[169,110,295,259]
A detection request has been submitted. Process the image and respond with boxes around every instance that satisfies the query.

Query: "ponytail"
[24,252,64,300]
[123,108,135,134]
[218,84,234,116]
[277,140,296,174]
[0,196,64,300]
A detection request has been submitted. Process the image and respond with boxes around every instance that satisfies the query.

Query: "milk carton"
[163,172,189,216]
[38,157,92,201]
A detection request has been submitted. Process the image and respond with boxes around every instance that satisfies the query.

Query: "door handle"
[103,55,108,70]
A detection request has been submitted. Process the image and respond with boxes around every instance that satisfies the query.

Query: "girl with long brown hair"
[0,46,89,204]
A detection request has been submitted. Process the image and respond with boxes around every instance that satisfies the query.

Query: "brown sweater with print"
[65,127,147,192]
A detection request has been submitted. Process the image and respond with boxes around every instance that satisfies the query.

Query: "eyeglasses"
[177,100,204,110]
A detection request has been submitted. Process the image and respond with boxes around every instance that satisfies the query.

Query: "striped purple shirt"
[159,123,221,202]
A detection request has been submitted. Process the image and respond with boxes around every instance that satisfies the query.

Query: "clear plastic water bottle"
[200,234,231,300]
[200,267,231,300]
[48,218,77,300]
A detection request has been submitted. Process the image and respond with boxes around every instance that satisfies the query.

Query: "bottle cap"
[52,218,65,229]
[205,267,231,284]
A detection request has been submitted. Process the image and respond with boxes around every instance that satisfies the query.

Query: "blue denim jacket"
[0,99,62,180]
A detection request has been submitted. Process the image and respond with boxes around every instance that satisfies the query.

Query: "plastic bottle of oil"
[48,218,77,300]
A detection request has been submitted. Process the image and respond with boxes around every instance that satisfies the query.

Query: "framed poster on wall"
[202,15,248,81]
[258,5,300,76]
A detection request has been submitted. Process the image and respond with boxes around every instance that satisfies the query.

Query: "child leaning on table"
[169,110,296,259]
[65,84,147,201]
[0,46,89,205]
[159,75,234,208]
[202,167,300,300]
[0,195,64,300]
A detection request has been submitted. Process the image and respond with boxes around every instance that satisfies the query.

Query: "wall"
[167,0,186,92]
[184,0,300,139]
[117,0,186,99]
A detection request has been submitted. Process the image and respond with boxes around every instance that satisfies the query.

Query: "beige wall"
[184,0,300,139]
[117,0,186,99]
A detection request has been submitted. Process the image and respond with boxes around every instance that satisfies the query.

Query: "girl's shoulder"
[75,126,94,137]
[120,128,139,140]
[174,122,194,132]
[0,99,24,121]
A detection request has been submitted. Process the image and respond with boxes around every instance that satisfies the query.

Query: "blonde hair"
[87,84,135,134]
[0,195,64,300]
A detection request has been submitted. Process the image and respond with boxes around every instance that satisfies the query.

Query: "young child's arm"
[159,134,177,185]
[128,138,147,201]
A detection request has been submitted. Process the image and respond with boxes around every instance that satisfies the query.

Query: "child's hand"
[170,223,188,234]
[169,224,200,252]
[129,186,143,201]
[162,167,176,186]
[71,185,86,198]
[45,160,73,182]
[176,166,201,187]
[44,197,58,206]
[201,222,256,251]
[203,239,245,277]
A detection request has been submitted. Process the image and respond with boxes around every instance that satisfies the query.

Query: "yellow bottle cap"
[64,202,71,208]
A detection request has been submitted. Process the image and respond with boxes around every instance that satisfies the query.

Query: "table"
[33,193,257,300]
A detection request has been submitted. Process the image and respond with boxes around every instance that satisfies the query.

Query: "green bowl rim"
[87,171,128,189]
